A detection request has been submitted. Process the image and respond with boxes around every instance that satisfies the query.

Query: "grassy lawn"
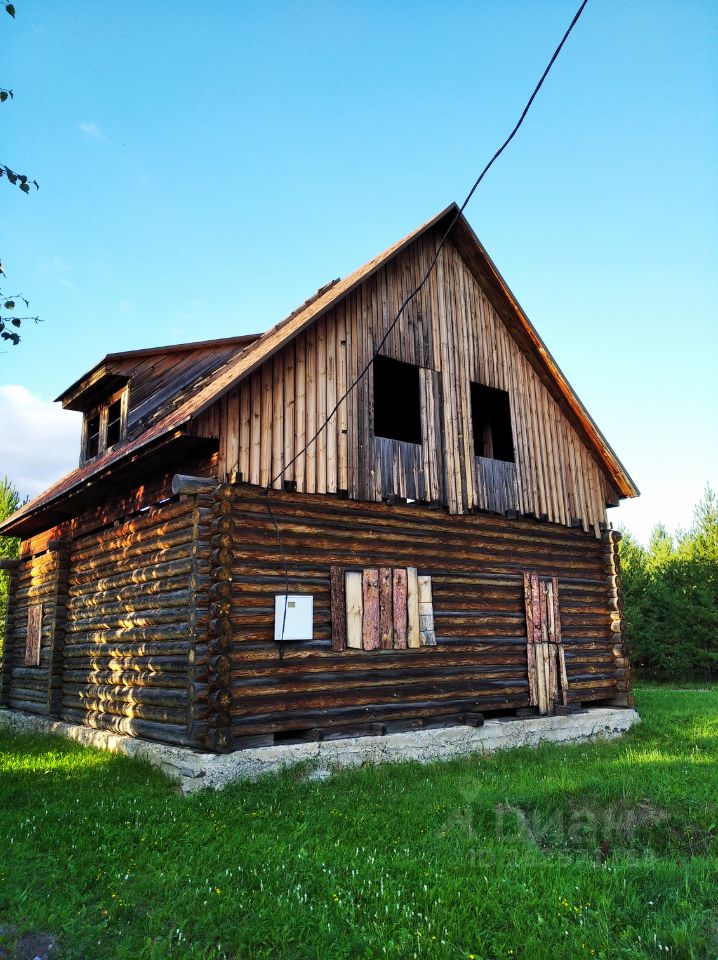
[0,687,716,960]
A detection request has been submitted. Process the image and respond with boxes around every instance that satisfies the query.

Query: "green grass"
[1,687,716,960]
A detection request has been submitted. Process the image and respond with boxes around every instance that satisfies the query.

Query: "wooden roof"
[56,333,260,410]
[0,204,638,536]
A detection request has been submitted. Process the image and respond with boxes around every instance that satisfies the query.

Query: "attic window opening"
[83,388,127,462]
[373,355,422,445]
[106,399,122,448]
[86,414,101,459]
[471,383,515,462]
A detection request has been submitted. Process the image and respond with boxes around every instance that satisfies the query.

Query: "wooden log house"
[0,204,638,752]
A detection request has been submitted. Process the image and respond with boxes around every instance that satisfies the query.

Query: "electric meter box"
[274,594,313,642]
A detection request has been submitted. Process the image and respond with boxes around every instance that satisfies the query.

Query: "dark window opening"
[470,382,515,462]
[86,413,101,459]
[106,399,122,448]
[373,355,422,445]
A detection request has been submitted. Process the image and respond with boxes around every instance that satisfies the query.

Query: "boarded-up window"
[25,603,43,667]
[523,573,568,714]
[330,567,435,652]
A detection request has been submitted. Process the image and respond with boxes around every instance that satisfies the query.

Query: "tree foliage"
[620,486,718,681]
[1,1,40,348]
[0,476,22,660]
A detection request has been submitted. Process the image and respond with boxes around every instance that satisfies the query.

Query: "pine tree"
[619,485,718,680]
[0,476,21,661]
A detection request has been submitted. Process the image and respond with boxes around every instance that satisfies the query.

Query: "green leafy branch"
[1,0,40,348]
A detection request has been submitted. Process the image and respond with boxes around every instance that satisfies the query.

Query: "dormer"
[56,365,130,465]
[55,334,261,467]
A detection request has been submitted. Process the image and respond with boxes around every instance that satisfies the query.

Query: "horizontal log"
[65,610,192,633]
[64,682,187,705]
[73,498,196,544]
[230,680,528,718]
[66,577,192,609]
[63,695,186,725]
[209,581,232,600]
[210,516,235,535]
[70,542,195,580]
[209,689,233,709]
[63,669,189,688]
[193,663,230,685]
[60,708,191,746]
[70,529,196,572]
[210,533,233,550]
[68,558,194,594]
[211,548,234,566]
[67,590,193,622]
[230,695,521,736]
[0,558,21,570]
[205,728,233,752]
[9,697,49,715]
[227,497,606,559]
[172,474,216,495]
[63,625,188,645]
[208,635,232,655]
[70,515,201,564]
[63,641,189,658]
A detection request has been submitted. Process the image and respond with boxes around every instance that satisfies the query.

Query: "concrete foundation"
[0,707,640,795]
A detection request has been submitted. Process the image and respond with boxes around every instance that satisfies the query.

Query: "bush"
[620,486,718,681]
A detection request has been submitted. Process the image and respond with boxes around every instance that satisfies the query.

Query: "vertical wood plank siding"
[222,486,622,738]
[193,232,619,535]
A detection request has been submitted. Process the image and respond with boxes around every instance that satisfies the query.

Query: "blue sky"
[1,0,716,543]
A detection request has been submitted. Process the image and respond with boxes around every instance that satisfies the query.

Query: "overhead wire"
[264,0,590,651]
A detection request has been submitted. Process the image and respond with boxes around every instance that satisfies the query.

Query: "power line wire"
[265,0,589,495]
[265,0,590,649]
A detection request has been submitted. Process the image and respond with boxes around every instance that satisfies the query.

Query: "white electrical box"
[274,594,313,642]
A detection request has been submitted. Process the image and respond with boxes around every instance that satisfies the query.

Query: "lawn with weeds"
[0,686,716,959]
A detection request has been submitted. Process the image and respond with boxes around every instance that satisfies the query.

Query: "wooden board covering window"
[523,573,568,713]
[331,566,434,651]
[25,603,42,667]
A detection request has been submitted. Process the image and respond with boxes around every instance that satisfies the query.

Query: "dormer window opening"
[86,413,101,459]
[106,398,123,448]
[82,388,128,463]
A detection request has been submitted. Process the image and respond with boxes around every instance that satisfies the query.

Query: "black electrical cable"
[265,0,590,650]
[264,491,291,659]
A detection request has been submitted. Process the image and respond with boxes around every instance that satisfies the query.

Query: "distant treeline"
[0,477,22,660]
[1,476,716,683]
[620,487,718,681]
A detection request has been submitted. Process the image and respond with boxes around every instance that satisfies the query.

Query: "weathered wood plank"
[378,567,393,650]
[330,566,346,652]
[361,568,380,651]
[345,571,363,650]
[407,566,420,649]
[392,567,408,649]
[417,575,436,646]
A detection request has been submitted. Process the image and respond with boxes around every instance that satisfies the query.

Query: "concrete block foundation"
[0,707,640,795]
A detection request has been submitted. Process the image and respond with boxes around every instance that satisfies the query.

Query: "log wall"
[1,476,631,751]
[2,549,64,715]
[221,485,627,740]
[193,232,621,534]
[59,497,210,747]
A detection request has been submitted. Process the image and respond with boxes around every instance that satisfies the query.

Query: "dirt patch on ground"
[0,926,58,960]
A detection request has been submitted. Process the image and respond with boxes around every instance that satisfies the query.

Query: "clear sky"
[1,0,716,544]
